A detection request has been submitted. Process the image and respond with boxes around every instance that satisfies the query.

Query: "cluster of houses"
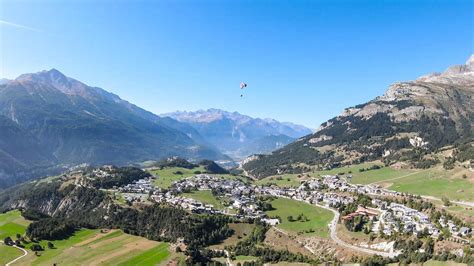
[119,177,155,194]
[439,217,472,237]
[341,206,378,221]
[372,202,440,237]
[319,174,402,198]
[152,192,225,215]
[111,171,472,242]
[171,175,265,218]
[259,185,354,207]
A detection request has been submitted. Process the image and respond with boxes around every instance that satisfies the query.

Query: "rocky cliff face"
[243,56,473,178]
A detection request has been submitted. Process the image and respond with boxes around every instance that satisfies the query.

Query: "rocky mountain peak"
[15,68,91,97]
[466,54,474,66]
[416,54,474,84]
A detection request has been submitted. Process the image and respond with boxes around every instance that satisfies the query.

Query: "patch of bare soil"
[265,227,368,262]
[434,240,465,254]
[264,227,313,257]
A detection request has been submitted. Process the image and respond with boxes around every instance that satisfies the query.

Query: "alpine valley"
[0,70,310,188]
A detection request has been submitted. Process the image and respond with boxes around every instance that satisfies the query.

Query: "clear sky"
[0,0,472,128]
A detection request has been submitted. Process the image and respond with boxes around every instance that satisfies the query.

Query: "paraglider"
[240,82,247,97]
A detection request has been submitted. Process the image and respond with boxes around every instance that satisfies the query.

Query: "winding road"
[318,203,399,258]
[0,241,28,266]
[278,196,399,258]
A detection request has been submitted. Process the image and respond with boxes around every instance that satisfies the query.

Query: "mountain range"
[0,69,229,187]
[163,109,312,159]
[243,55,474,178]
[0,70,310,188]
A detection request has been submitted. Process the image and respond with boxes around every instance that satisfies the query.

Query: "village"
[115,172,472,243]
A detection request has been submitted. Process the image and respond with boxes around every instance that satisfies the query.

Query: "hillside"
[0,69,225,188]
[163,108,312,159]
[243,56,474,178]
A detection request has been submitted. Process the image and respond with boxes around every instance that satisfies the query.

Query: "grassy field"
[0,244,23,265]
[387,168,474,201]
[257,162,474,202]
[0,210,30,240]
[255,174,306,188]
[265,198,333,238]
[15,229,172,266]
[150,166,206,188]
[0,211,177,266]
[182,190,226,210]
[234,255,258,262]
[318,164,474,201]
[214,255,259,264]
[255,162,412,188]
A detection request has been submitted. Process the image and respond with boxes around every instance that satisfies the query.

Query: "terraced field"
[265,198,333,238]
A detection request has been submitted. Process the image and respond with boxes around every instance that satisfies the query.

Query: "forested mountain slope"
[0,69,225,188]
[243,56,474,178]
[164,109,312,159]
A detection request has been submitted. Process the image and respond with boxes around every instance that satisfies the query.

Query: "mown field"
[0,210,30,240]
[265,198,333,238]
[387,167,474,201]
[14,229,176,266]
[0,210,182,266]
[0,244,23,265]
[0,210,30,265]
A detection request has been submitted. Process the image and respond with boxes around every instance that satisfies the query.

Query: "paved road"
[319,204,398,258]
[278,196,398,258]
[223,250,233,266]
[0,240,28,266]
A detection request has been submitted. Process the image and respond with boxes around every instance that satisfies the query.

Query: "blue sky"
[0,0,472,128]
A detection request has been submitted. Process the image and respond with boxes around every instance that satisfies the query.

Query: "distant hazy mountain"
[0,69,225,188]
[163,109,312,159]
[243,55,474,178]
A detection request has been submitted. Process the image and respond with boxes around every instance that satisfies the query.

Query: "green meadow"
[265,198,333,238]
[182,190,226,210]
[17,229,172,266]
[150,166,206,188]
